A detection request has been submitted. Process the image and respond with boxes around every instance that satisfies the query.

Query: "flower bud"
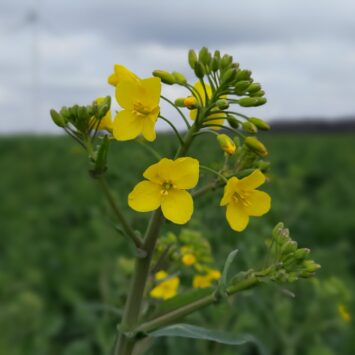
[250,90,265,97]
[226,115,240,128]
[199,47,211,66]
[281,240,298,256]
[302,260,321,273]
[217,134,236,155]
[234,80,251,95]
[194,62,205,79]
[294,248,311,260]
[184,96,198,109]
[238,97,267,107]
[220,54,233,70]
[247,83,262,94]
[188,49,198,69]
[50,109,67,128]
[248,117,270,131]
[235,70,252,81]
[211,50,221,72]
[255,160,270,172]
[244,137,268,157]
[172,71,187,85]
[242,121,258,134]
[152,70,175,85]
[174,97,186,107]
[221,68,237,84]
[216,99,229,110]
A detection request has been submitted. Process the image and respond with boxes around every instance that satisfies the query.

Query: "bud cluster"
[50,96,111,135]
[266,223,321,283]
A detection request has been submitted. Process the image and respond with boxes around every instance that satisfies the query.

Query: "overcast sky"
[1,0,355,133]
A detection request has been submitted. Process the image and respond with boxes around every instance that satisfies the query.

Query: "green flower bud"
[199,47,211,65]
[250,90,265,97]
[152,70,175,85]
[287,272,299,283]
[188,49,198,69]
[244,136,268,157]
[216,99,229,110]
[248,117,270,131]
[50,109,67,128]
[281,241,298,256]
[236,70,252,81]
[255,160,270,172]
[234,80,251,95]
[174,97,186,107]
[221,68,237,84]
[220,54,233,70]
[247,83,262,94]
[211,50,221,72]
[194,62,204,79]
[183,96,199,109]
[294,248,311,260]
[172,71,187,85]
[78,105,90,121]
[60,106,70,120]
[226,115,240,128]
[238,97,267,107]
[302,260,321,273]
[242,121,258,134]
[91,135,109,178]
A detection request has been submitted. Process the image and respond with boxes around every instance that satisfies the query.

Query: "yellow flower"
[107,64,139,87]
[112,68,161,141]
[220,170,271,232]
[193,268,221,289]
[128,157,199,224]
[338,304,351,323]
[150,271,180,300]
[94,97,113,131]
[182,253,197,266]
[189,81,225,129]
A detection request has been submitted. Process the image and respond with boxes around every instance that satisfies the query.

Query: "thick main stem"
[114,123,198,355]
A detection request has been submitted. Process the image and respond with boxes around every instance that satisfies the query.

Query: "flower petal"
[238,170,266,190]
[128,181,162,212]
[226,201,249,232]
[141,77,161,107]
[112,110,143,141]
[142,117,157,142]
[115,79,142,110]
[244,190,271,216]
[220,177,239,206]
[189,81,212,120]
[170,157,199,189]
[203,113,225,130]
[108,65,139,86]
[161,189,193,224]
[143,158,173,184]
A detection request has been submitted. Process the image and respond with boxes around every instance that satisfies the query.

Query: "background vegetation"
[1,132,355,355]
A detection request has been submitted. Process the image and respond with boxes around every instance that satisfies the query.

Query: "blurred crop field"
[1,132,355,355]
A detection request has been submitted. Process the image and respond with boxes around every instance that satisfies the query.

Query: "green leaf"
[219,249,239,290]
[149,323,267,354]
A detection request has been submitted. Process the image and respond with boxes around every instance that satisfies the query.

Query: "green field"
[1,133,355,355]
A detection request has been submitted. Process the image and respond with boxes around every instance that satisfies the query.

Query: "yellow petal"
[143,158,173,184]
[170,157,199,189]
[204,112,225,130]
[220,177,239,206]
[141,77,161,107]
[189,81,212,121]
[226,201,249,232]
[244,190,271,216]
[108,65,139,87]
[112,110,143,141]
[115,79,142,110]
[161,189,193,224]
[238,170,266,190]
[128,181,162,212]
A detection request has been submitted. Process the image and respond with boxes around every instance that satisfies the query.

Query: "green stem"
[159,115,184,145]
[97,176,143,250]
[200,165,228,183]
[137,276,259,334]
[160,95,191,128]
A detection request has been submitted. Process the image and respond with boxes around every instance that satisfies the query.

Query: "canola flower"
[150,270,180,300]
[189,81,225,128]
[217,134,236,155]
[128,157,199,224]
[107,64,139,87]
[220,170,271,232]
[193,269,221,289]
[112,66,161,142]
